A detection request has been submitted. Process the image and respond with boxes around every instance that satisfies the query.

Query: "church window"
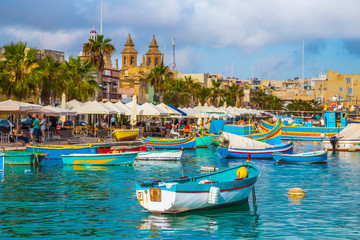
[123,57,127,65]
[148,58,151,66]
[155,58,159,66]
[131,57,134,66]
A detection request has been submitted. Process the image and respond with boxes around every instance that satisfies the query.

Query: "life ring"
[237,120,245,126]
[329,103,338,111]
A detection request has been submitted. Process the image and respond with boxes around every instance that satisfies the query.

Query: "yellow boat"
[112,128,139,141]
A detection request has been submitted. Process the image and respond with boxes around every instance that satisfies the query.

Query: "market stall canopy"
[157,103,182,116]
[74,101,117,114]
[137,102,169,116]
[65,99,84,110]
[103,101,128,115]
[0,100,42,114]
[42,106,77,116]
[114,101,131,111]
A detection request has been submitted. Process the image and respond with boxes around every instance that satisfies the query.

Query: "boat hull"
[137,150,183,160]
[141,135,197,149]
[26,145,93,159]
[0,154,4,171]
[111,145,147,152]
[62,152,138,165]
[323,139,360,151]
[196,136,213,148]
[218,143,294,159]
[273,150,327,163]
[260,120,343,141]
[136,162,259,213]
[112,129,139,141]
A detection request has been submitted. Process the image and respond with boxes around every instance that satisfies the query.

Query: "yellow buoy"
[236,167,248,179]
[288,187,305,197]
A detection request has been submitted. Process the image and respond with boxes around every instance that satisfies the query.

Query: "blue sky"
[1,0,360,80]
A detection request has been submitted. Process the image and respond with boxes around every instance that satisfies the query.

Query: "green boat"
[196,135,213,148]
[212,137,220,146]
[2,151,48,165]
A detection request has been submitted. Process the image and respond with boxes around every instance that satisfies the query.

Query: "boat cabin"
[323,110,349,128]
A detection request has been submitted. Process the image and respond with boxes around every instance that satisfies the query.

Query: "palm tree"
[146,64,173,102]
[195,86,212,105]
[210,79,222,107]
[0,42,38,100]
[33,55,62,105]
[82,35,115,100]
[61,56,98,102]
[228,84,244,107]
[251,89,267,109]
[164,79,190,107]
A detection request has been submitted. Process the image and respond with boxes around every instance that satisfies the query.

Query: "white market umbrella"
[197,103,202,126]
[104,101,128,115]
[0,100,42,114]
[130,95,137,126]
[157,103,182,116]
[42,106,77,116]
[74,101,117,114]
[65,99,84,110]
[137,102,168,116]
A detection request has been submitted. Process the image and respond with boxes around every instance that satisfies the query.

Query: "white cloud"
[2,26,88,51]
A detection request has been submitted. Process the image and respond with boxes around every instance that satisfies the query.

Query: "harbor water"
[1,142,360,239]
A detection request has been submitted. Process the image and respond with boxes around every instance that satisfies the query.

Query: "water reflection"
[139,202,260,238]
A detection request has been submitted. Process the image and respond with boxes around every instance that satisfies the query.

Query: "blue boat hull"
[0,154,4,172]
[273,151,327,163]
[26,146,93,159]
[62,152,138,165]
[218,143,294,159]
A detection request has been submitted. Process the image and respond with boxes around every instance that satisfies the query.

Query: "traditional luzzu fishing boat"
[323,124,360,151]
[112,128,140,141]
[26,144,93,159]
[141,134,197,149]
[273,150,327,164]
[246,119,281,145]
[218,133,293,159]
[0,151,48,165]
[0,153,4,172]
[61,151,138,165]
[137,150,183,161]
[260,110,348,141]
[196,135,213,148]
[135,162,259,213]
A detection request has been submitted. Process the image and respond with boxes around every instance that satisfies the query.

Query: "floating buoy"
[288,187,305,197]
[236,167,248,179]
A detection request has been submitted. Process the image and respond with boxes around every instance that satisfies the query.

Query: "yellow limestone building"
[119,34,164,103]
[326,70,360,108]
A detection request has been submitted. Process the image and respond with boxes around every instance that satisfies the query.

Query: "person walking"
[32,114,40,143]
[40,114,47,143]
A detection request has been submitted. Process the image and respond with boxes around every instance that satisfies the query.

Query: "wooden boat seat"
[59,129,84,144]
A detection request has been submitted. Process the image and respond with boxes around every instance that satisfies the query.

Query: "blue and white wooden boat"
[136,162,259,213]
[141,134,197,149]
[273,150,327,164]
[26,144,93,159]
[137,150,183,161]
[62,151,138,166]
[218,132,293,159]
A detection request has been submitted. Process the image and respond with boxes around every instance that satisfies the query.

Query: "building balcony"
[102,92,122,101]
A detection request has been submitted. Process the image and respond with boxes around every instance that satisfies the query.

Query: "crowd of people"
[13,113,48,144]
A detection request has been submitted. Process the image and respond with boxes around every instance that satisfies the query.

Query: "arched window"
[131,57,134,66]
[155,58,159,66]
[148,58,151,66]
[123,57,127,65]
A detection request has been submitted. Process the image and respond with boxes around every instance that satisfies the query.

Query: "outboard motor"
[330,136,338,151]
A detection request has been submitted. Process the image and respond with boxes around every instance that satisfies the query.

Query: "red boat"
[110,145,147,153]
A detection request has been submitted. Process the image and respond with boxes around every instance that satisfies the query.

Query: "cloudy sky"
[1,0,360,80]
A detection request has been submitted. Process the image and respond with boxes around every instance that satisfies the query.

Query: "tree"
[195,86,212,105]
[61,56,98,102]
[228,84,244,107]
[0,42,38,100]
[82,35,115,100]
[251,89,267,109]
[210,79,222,107]
[33,55,62,105]
[163,79,190,107]
[146,64,173,102]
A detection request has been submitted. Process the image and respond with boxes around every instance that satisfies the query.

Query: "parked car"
[77,121,89,126]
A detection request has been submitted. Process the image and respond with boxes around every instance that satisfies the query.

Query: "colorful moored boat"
[273,150,327,164]
[323,124,360,151]
[137,150,183,161]
[136,162,259,213]
[112,128,139,141]
[196,135,213,148]
[0,151,48,165]
[0,154,4,171]
[218,133,293,159]
[141,134,197,149]
[260,110,348,141]
[62,151,138,165]
[26,144,93,159]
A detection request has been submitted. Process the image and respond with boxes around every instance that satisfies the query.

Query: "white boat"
[137,150,183,161]
[323,124,360,151]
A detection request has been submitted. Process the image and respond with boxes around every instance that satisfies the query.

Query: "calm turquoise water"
[1,142,360,239]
